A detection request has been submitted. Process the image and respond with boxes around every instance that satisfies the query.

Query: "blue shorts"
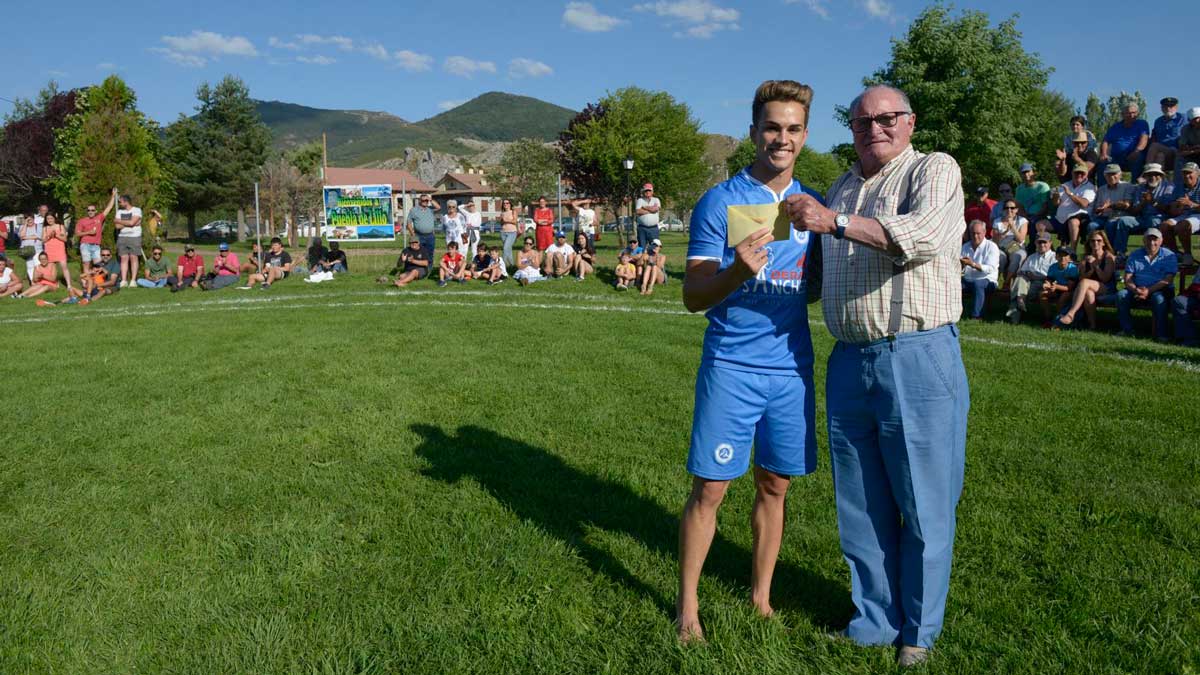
[687,364,817,480]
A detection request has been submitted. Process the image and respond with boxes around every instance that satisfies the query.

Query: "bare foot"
[675,615,705,644]
[1058,311,1075,326]
[752,599,775,619]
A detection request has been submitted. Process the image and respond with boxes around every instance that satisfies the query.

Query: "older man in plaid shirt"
[787,84,968,668]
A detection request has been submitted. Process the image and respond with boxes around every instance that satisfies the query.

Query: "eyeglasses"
[1005,206,1018,210]
[848,111,911,133]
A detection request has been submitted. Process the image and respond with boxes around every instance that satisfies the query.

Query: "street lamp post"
[622,156,634,246]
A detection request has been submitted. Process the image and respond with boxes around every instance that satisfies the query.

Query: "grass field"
[1,233,1198,674]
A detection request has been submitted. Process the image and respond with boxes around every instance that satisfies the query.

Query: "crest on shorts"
[714,443,734,465]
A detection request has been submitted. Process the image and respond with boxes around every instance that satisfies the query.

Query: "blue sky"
[3,0,1195,153]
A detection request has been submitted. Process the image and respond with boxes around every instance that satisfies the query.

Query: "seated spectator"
[990,184,1014,222]
[1178,108,1200,180]
[243,237,293,290]
[513,237,544,286]
[18,214,42,283]
[1016,164,1051,221]
[1057,230,1119,330]
[0,256,23,298]
[964,187,996,239]
[393,238,430,288]
[1056,132,1100,184]
[1090,163,1137,240]
[137,246,171,288]
[639,239,667,295]
[1147,97,1185,171]
[169,245,205,292]
[542,232,575,279]
[321,242,348,273]
[1120,164,1174,259]
[961,220,999,319]
[469,245,502,284]
[1041,246,1080,324]
[1060,115,1098,158]
[1007,233,1057,323]
[570,232,595,281]
[438,241,467,287]
[1172,270,1200,347]
[67,247,120,303]
[991,200,1028,289]
[204,242,241,290]
[1049,165,1095,254]
[241,242,263,277]
[1116,228,1176,340]
[622,239,645,276]
[20,252,58,300]
[1099,102,1150,179]
[614,252,637,290]
[1163,162,1200,265]
[307,237,328,274]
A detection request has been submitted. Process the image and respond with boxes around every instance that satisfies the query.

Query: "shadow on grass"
[412,423,850,628]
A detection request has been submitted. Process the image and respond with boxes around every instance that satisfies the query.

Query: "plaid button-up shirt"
[821,145,966,344]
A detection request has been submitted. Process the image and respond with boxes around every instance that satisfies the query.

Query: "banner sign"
[322,184,394,240]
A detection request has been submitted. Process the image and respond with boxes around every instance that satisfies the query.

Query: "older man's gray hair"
[849,85,913,117]
[968,219,987,233]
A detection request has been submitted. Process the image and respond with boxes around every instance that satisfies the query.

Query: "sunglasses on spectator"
[1005,205,1018,210]
[848,111,911,133]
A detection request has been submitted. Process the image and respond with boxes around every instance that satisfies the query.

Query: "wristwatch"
[833,213,850,239]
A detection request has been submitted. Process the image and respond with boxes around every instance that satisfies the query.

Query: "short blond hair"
[752,80,813,127]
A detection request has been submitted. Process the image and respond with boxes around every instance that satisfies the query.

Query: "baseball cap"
[1144,227,1162,239]
[1189,107,1200,121]
[642,183,654,191]
[1103,164,1121,175]
[1182,162,1200,174]
[1055,245,1072,257]
[1019,162,1034,172]
[1161,97,1179,106]
[555,231,565,238]
[1036,232,1052,243]
[185,244,195,251]
[1141,163,1165,176]
[651,238,662,247]
[1072,163,1089,174]
[218,242,229,251]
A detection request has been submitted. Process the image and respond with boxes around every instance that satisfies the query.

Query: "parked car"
[518,217,536,233]
[660,217,685,232]
[193,220,237,242]
[602,216,634,233]
[555,217,576,232]
[480,219,503,233]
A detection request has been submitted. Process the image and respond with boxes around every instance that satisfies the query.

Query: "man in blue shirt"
[1121,163,1174,259]
[1164,162,1200,265]
[1147,97,1185,172]
[676,80,822,643]
[1100,102,1150,179]
[1116,227,1177,339]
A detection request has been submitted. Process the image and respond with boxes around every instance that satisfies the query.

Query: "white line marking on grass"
[959,335,1200,374]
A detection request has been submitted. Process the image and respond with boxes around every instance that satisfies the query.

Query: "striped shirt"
[821,145,966,344]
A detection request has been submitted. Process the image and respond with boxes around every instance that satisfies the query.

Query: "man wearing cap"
[1147,97,1186,171]
[677,79,823,645]
[542,231,575,279]
[1163,162,1200,265]
[1177,108,1200,180]
[1049,164,1096,253]
[1007,233,1058,323]
[1099,102,1150,180]
[1056,132,1100,183]
[1091,163,1137,240]
[205,243,241,291]
[960,220,999,319]
[1122,163,1175,259]
[964,187,996,238]
[1117,228,1176,339]
[168,245,204,292]
[1016,163,1051,221]
[406,194,440,261]
[635,183,662,249]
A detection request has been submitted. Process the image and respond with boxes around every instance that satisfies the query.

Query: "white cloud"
[509,58,553,78]
[269,36,300,50]
[150,48,206,67]
[438,100,466,111]
[96,62,118,71]
[394,50,433,72]
[295,34,355,51]
[361,43,390,61]
[787,0,829,19]
[633,0,739,38]
[563,2,625,32]
[297,55,336,65]
[161,30,258,57]
[444,56,497,78]
[861,0,895,21]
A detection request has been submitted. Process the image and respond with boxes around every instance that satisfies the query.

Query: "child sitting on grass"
[439,241,466,287]
[614,252,637,290]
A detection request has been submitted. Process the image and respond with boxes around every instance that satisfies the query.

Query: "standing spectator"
[533,196,555,251]
[0,218,7,258]
[0,256,24,298]
[1090,164,1137,241]
[18,215,43,283]
[242,237,293,290]
[137,246,171,288]
[992,200,1028,289]
[1016,163,1051,221]
[1061,115,1098,157]
[1041,246,1080,324]
[462,200,482,261]
[438,241,466,287]
[41,214,73,293]
[75,189,116,275]
[406,194,440,261]
[169,245,205,292]
[205,242,241,290]
[1147,97,1185,171]
[442,200,467,259]
[513,236,544,286]
[960,220,999,319]
[570,198,597,246]
[1008,233,1057,323]
[1177,108,1200,180]
[613,252,637,290]
[1120,164,1174,259]
[1056,132,1100,183]
[964,186,996,237]
[570,232,595,281]
[1116,228,1176,339]
[498,198,520,267]
[1163,162,1200,265]
[1049,165,1095,254]
[114,194,143,287]
[1057,230,1118,330]
[542,231,575,279]
[20,252,59,300]
[1099,102,1150,179]
[144,209,165,244]
[638,238,666,295]
[392,238,431,288]
[320,241,348,274]
[634,183,661,248]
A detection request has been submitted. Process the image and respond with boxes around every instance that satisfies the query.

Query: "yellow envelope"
[726,203,792,247]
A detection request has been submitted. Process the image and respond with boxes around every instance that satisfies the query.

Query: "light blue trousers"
[826,324,969,649]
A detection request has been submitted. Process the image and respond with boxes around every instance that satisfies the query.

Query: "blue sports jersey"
[687,168,822,375]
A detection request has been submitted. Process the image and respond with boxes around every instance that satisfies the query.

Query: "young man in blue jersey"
[676,80,823,642]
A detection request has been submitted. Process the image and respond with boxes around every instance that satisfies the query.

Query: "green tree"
[164,76,271,240]
[288,141,324,177]
[51,75,172,249]
[845,5,1062,190]
[1083,91,1149,139]
[724,140,847,195]
[559,88,708,242]
[493,138,559,205]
